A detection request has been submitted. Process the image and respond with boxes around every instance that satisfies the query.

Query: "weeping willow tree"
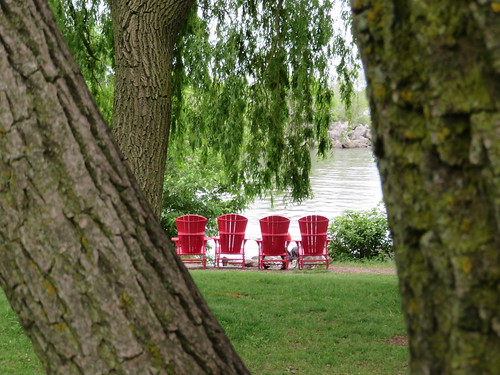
[49,0,358,216]
[49,0,115,124]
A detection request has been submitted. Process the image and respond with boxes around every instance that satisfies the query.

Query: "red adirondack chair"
[212,214,248,268]
[256,215,291,270]
[296,215,331,269]
[171,214,209,268]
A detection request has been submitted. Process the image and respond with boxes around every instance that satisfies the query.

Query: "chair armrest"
[211,237,220,252]
[254,239,262,250]
[171,237,180,249]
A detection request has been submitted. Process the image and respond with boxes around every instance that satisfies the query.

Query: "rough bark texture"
[110,0,194,217]
[0,1,249,374]
[351,0,500,373]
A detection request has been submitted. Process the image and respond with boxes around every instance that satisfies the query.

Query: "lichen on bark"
[351,0,500,373]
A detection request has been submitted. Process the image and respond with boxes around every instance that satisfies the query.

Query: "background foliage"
[49,0,114,124]
[48,0,363,234]
[335,86,371,125]
[161,148,250,239]
[170,0,351,201]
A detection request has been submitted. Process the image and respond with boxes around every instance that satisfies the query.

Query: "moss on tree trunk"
[351,0,500,373]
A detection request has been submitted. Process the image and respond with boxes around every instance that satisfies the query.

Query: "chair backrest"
[217,214,248,254]
[175,215,207,255]
[259,215,290,256]
[298,215,329,255]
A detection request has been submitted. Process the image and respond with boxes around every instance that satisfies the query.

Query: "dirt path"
[189,264,397,275]
[322,265,396,274]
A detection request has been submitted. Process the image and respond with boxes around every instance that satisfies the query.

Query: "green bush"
[161,151,250,239]
[328,207,393,261]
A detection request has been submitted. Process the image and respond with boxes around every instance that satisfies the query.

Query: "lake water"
[241,148,384,258]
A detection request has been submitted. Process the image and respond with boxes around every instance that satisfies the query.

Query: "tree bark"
[0,1,249,374]
[110,0,194,217]
[351,0,500,373]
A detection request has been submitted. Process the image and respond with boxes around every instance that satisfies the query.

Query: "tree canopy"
[49,0,114,123]
[49,0,359,204]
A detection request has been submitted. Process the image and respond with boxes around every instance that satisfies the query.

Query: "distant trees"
[334,87,371,126]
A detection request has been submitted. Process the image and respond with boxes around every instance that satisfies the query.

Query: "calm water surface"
[241,148,384,257]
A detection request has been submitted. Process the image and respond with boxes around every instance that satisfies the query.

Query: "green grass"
[191,270,408,375]
[0,292,44,375]
[1,270,408,374]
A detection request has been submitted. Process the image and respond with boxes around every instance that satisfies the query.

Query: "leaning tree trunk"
[351,1,500,373]
[110,0,194,217]
[0,1,249,374]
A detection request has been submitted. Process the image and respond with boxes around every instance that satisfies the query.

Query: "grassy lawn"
[1,268,408,374]
[191,270,408,375]
[0,292,44,375]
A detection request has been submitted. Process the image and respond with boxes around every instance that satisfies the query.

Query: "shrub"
[328,207,393,261]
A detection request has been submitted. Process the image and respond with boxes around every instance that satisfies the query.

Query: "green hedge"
[328,207,393,261]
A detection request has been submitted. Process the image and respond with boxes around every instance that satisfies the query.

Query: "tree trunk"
[110,0,194,217]
[351,0,500,373]
[0,1,249,374]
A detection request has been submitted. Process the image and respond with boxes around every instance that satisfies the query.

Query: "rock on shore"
[328,121,371,148]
